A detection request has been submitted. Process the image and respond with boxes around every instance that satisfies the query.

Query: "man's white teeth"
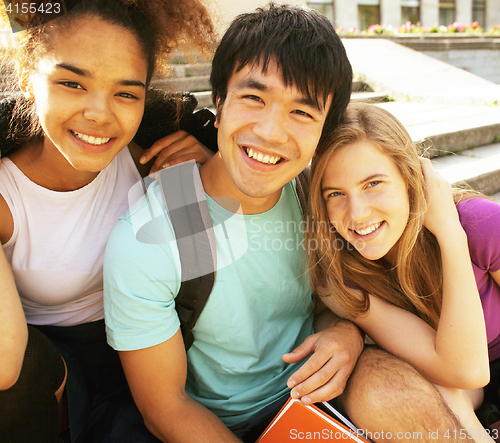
[73,131,111,146]
[355,222,382,236]
[246,148,280,165]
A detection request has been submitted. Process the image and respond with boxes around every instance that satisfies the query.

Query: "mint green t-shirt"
[104,177,314,427]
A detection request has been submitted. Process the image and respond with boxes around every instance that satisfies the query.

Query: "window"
[401,0,420,24]
[307,0,334,23]
[472,0,485,27]
[439,0,455,25]
[358,3,380,30]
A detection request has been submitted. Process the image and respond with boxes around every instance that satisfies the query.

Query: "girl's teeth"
[355,222,381,236]
[73,131,111,145]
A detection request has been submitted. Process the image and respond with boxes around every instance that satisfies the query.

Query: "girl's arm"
[129,132,214,178]
[0,196,27,390]
[322,160,489,389]
[490,269,500,288]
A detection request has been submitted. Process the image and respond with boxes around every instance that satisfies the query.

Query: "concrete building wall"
[212,0,306,31]
[422,48,500,84]
[456,0,473,24]
[420,0,440,27]
[486,0,500,30]
[211,0,500,31]
[381,0,401,27]
[334,0,358,29]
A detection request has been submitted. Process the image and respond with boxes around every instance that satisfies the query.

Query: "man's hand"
[282,319,363,405]
[140,130,214,174]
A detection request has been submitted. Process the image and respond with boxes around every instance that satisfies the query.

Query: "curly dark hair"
[0,0,216,151]
[7,0,215,84]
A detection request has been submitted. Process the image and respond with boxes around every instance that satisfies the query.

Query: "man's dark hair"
[210,3,352,137]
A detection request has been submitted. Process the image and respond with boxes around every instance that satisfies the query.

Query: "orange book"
[257,397,371,442]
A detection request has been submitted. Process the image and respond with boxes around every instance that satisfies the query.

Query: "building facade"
[306,0,500,30]
[212,0,500,33]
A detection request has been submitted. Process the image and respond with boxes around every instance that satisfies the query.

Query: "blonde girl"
[308,102,500,442]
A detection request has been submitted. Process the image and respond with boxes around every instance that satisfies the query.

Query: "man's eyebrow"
[55,63,146,88]
[235,78,267,92]
[235,78,322,111]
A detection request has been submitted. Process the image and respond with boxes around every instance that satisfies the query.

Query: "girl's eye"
[327,191,342,198]
[118,92,138,100]
[367,181,381,188]
[60,81,83,89]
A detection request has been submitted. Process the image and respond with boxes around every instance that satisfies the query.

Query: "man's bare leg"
[340,347,482,442]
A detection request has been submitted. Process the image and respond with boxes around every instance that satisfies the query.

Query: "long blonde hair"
[307,103,452,329]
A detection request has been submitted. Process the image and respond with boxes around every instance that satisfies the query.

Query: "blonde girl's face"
[22,15,148,173]
[321,140,410,262]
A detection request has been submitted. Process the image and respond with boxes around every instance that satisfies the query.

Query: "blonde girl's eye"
[367,180,381,188]
[326,191,342,199]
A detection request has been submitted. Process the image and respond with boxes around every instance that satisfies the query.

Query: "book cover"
[257,397,371,442]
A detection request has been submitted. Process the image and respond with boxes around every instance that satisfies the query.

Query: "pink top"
[457,197,500,362]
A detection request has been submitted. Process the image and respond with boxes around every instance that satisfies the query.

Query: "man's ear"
[19,68,35,101]
[214,96,222,128]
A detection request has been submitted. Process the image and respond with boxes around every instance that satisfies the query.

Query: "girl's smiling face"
[23,15,148,174]
[321,140,410,262]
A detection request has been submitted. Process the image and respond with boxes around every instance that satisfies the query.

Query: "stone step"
[351,91,387,103]
[152,75,211,93]
[169,63,212,78]
[432,142,500,196]
[377,102,500,157]
[194,91,213,108]
[342,38,500,106]
[490,191,500,203]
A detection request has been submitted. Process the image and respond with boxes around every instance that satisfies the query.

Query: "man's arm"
[119,329,241,443]
[282,298,364,404]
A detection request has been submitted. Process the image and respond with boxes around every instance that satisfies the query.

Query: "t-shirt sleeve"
[457,198,500,273]
[103,189,181,351]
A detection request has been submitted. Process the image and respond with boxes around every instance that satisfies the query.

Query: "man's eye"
[244,95,262,102]
[293,109,313,118]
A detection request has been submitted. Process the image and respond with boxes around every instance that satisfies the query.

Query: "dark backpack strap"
[295,167,310,215]
[158,162,216,351]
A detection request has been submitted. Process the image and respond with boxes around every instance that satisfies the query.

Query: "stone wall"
[343,35,500,84]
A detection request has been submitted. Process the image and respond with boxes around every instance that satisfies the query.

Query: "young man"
[104,4,478,443]
[104,5,360,442]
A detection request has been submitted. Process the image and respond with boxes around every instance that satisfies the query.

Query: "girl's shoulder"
[457,197,500,269]
[457,197,500,231]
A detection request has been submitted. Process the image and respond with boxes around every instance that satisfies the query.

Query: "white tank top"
[0,147,142,326]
